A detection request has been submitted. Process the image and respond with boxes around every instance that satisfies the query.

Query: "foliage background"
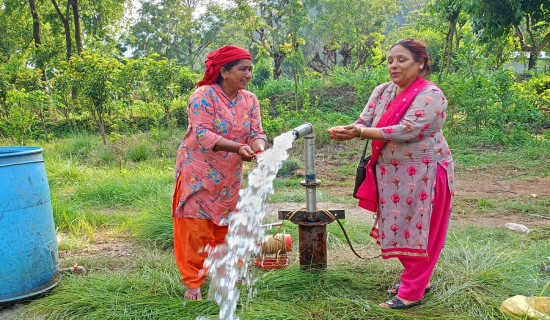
[0,0,548,146]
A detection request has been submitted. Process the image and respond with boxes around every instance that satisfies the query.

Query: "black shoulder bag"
[353,140,371,199]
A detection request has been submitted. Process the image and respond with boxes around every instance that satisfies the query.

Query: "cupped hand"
[328,124,359,141]
[237,145,256,162]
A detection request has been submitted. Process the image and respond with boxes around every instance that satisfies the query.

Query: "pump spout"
[291,123,314,140]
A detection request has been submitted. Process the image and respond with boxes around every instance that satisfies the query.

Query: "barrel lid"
[0,147,44,167]
[0,147,43,158]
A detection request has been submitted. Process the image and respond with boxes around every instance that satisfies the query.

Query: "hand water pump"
[277,123,345,269]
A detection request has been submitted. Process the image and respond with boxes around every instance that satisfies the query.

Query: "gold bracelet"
[359,128,365,140]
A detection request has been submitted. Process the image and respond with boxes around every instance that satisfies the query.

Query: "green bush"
[278,156,303,176]
[127,141,151,162]
[250,57,273,89]
[66,133,95,159]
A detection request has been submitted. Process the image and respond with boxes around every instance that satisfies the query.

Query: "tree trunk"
[514,17,549,71]
[444,19,457,74]
[59,102,75,131]
[324,45,337,68]
[29,0,47,82]
[71,0,83,54]
[308,52,330,75]
[528,52,537,70]
[29,0,42,47]
[273,53,283,79]
[39,103,49,142]
[439,12,459,81]
[96,106,107,145]
[339,43,352,68]
[0,96,9,118]
[51,0,72,60]
[164,103,171,127]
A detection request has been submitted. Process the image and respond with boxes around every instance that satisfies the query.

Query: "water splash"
[199,131,296,320]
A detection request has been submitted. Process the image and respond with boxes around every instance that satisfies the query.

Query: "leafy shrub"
[278,156,303,176]
[127,141,151,162]
[250,57,273,88]
[66,133,94,159]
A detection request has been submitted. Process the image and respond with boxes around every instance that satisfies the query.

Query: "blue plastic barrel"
[0,147,58,303]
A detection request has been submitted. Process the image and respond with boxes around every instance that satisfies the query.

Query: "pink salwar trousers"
[396,164,452,301]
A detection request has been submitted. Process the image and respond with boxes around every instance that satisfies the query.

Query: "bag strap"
[357,81,391,162]
[359,139,369,161]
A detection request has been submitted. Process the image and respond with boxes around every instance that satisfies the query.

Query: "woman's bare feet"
[184,287,202,301]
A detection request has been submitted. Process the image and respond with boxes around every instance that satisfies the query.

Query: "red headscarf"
[196,45,252,87]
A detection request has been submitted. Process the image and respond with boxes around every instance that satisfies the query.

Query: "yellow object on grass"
[500,295,550,319]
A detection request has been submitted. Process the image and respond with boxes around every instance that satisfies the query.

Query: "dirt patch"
[58,234,141,271]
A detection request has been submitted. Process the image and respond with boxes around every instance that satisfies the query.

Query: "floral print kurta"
[172,84,266,226]
[357,81,455,259]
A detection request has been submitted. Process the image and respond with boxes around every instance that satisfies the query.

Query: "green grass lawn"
[1,131,549,319]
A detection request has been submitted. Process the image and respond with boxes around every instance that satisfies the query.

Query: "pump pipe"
[278,123,345,269]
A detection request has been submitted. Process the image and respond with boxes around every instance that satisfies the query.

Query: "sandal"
[380,296,422,309]
[386,283,431,295]
[184,287,202,301]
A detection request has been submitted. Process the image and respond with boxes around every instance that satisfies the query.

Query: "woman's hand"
[328,124,360,141]
[250,139,267,154]
[236,144,256,162]
[213,138,260,161]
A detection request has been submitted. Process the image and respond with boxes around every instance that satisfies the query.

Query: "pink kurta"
[357,82,455,259]
[172,84,266,226]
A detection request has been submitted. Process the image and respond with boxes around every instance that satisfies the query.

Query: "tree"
[51,0,73,60]
[71,0,83,54]
[311,0,399,73]
[29,0,43,49]
[467,0,550,70]
[430,0,466,76]
[69,52,122,144]
[0,1,33,60]
[143,55,187,126]
[0,61,16,118]
[28,0,50,83]
[190,3,232,69]
[79,0,128,41]
[49,60,81,129]
[234,0,309,79]
[49,0,129,61]
[124,0,219,68]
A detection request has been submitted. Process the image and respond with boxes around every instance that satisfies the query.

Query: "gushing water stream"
[199,131,296,320]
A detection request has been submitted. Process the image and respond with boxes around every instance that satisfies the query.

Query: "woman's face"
[387,45,423,90]
[221,59,253,91]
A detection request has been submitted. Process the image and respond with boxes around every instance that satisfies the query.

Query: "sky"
[130,0,233,17]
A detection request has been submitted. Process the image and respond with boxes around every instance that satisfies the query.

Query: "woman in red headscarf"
[172,45,267,300]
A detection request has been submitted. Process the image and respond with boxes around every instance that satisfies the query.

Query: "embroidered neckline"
[212,84,239,107]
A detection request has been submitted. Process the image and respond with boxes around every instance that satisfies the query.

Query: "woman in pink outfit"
[328,39,454,309]
[172,45,267,301]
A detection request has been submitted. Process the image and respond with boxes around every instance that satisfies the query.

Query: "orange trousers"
[173,217,228,289]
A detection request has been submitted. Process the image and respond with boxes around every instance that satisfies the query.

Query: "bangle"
[359,128,365,140]
[255,149,265,154]
[236,144,247,154]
